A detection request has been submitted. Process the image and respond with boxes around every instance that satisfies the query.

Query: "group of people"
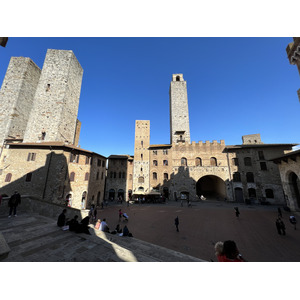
[94,218,133,236]
[214,240,246,262]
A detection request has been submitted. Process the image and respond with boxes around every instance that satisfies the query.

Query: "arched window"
[164,173,168,180]
[210,157,217,166]
[96,171,99,180]
[195,157,202,166]
[138,187,144,191]
[163,160,168,166]
[246,172,254,183]
[244,157,252,166]
[233,172,241,182]
[84,172,89,181]
[153,172,157,180]
[153,160,158,166]
[265,189,274,198]
[25,172,32,182]
[138,176,144,183]
[181,157,187,166]
[176,76,180,81]
[70,172,75,182]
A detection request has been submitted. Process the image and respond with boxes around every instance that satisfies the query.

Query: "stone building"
[0,49,106,209]
[129,74,296,205]
[105,155,133,201]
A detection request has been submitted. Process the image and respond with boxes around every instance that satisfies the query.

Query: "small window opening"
[46,84,50,92]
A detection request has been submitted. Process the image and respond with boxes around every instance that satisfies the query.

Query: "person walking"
[175,216,179,232]
[8,191,21,217]
[279,218,286,235]
[234,207,240,218]
[275,218,282,235]
[119,209,123,222]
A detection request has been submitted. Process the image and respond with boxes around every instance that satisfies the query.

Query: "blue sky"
[0,37,299,157]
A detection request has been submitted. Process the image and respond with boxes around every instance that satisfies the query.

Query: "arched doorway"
[289,172,300,208]
[234,188,244,203]
[118,189,125,201]
[109,189,115,201]
[81,191,87,209]
[196,175,226,200]
[180,191,189,200]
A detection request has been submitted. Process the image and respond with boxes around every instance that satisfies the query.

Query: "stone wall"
[0,57,41,144]
[23,49,83,144]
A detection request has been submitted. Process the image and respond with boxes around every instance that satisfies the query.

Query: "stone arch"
[196,175,226,200]
[118,189,125,200]
[108,189,115,201]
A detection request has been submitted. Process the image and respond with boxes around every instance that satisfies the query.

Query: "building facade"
[0,50,106,209]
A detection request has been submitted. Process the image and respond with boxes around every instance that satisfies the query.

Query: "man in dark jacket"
[57,209,67,227]
[8,191,21,217]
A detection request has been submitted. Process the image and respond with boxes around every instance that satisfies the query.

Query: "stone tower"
[0,57,41,145]
[23,49,83,144]
[133,120,150,195]
[169,74,191,144]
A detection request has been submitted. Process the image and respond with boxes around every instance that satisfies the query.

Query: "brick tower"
[133,120,150,195]
[23,49,83,144]
[169,74,191,144]
[0,57,41,145]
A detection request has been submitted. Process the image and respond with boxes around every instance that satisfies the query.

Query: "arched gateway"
[288,172,300,209]
[196,175,226,201]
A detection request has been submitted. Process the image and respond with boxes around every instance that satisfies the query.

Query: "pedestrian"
[215,240,246,262]
[180,199,183,207]
[289,215,297,230]
[234,207,240,218]
[88,205,94,220]
[187,200,191,207]
[99,218,109,232]
[175,216,179,232]
[279,218,286,235]
[275,218,282,235]
[57,209,67,227]
[93,206,97,222]
[278,207,282,218]
[8,191,21,217]
[119,209,123,222]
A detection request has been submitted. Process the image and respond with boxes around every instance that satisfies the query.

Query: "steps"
[0,213,204,262]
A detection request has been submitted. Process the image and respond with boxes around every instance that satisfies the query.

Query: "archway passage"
[289,172,300,208]
[196,175,226,201]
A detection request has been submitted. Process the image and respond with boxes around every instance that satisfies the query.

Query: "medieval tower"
[169,74,191,144]
[133,120,150,195]
[23,49,83,144]
[0,57,41,145]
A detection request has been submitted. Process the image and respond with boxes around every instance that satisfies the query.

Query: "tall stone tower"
[0,57,41,145]
[23,49,83,144]
[169,74,191,144]
[133,120,150,195]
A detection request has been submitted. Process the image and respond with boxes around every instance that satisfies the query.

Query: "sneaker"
[8,215,11,218]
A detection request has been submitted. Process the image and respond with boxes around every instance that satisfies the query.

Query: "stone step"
[0,213,204,262]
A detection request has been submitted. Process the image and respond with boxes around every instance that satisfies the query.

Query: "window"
[122,172,125,179]
[85,156,90,165]
[101,172,104,180]
[176,75,180,81]
[233,172,241,182]
[195,157,202,166]
[70,172,75,182]
[232,158,239,166]
[119,172,122,178]
[25,172,32,182]
[164,173,168,180]
[102,160,105,167]
[181,157,187,166]
[260,162,267,171]
[70,153,79,163]
[246,172,254,183]
[153,172,157,180]
[163,160,168,166]
[163,149,168,155]
[129,160,133,165]
[97,159,101,166]
[153,160,158,166]
[114,172,116,179]
[210,157,217,166]
[97,171,100,180]
[27,153,36,161]
[153,150,157,155]
[265,189,274,198]
[248,188,256,198]
[110,172,113,179]
[138,176,144,183]
[5,173,12,182]
[258,151,265,160]
[141,154,143,160]
[76,154,79,163]
[141,141,143,147]
[244,157,252,166]
[85,172,89,181]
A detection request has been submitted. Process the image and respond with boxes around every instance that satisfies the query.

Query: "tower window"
[5,173,12,182]
[70,172,75,182]
[163,160,168,166]
[233,172,241,182]
[27,153,36,161]
[153,172,157,180]
[195,157,202,166]
[164,173,168,180]
[46,84,50,92]
[153,160,158,166]
[181,157,187,166]
[210,157,217,166]
[176,76,180,81]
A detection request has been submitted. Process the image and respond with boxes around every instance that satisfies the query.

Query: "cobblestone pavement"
[95,200,300,262]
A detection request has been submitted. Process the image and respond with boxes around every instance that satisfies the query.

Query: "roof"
[225,143,297,150]
[108,155,131,159]
[270,149,300,163]
[7,142,107,159]
[149,144,172,149]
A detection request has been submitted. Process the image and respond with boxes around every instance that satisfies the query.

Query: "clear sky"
[0,37,299,157]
